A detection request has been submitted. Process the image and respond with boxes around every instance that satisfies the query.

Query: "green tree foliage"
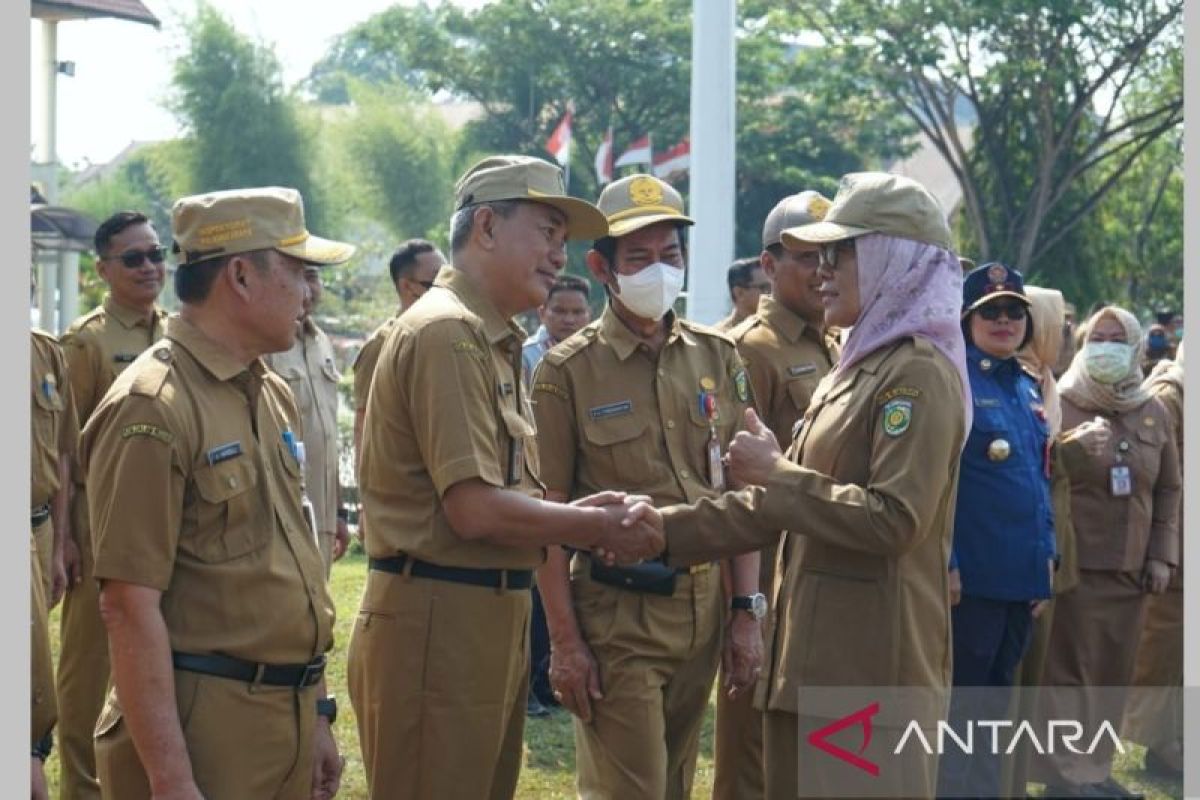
[170,2,326,229]
[782,0,1183,295]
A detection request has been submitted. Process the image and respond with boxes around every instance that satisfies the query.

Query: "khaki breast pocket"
[581,413,655,487]
[186,457,266,562]
[786,376,818,414]
[1132,425,1164,484]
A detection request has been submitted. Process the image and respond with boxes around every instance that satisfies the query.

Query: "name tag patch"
[788,363,817,377]
[974,398,1002,408]
[113,353,137,363]
[589,400,632,420]
[205,441,243,465]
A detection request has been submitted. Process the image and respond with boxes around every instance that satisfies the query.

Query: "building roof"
[30,0,159,27]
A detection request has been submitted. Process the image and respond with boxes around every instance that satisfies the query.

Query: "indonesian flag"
[614,134,652,168]
[595,127,614,185]
[653,138,690,180]
[545,110,572,166]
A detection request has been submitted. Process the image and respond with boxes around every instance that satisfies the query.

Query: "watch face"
[752,593,768,619]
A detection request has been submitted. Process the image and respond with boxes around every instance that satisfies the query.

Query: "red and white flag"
[653,138,690,180]
[594,127,614,185]
[614,134,652,168]
[545,110,572,166]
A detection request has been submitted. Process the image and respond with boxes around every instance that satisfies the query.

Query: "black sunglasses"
[106,246,167,268]
[977,302,1028,321]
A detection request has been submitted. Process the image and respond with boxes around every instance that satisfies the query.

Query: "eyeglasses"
[977,302,1028,322]
[818,240,856,270]
[105,246,167,268]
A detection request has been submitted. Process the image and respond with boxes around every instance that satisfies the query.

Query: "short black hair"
[388,239,439,284]
[591,224,690,272]
[726,257,761,294]
[94,211,150,256]
[175,249,270,304]
[547,274,590,303]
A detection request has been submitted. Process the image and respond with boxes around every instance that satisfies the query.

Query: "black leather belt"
[172,651,326,688]
[369,555,533,590]
[31,504,51,527]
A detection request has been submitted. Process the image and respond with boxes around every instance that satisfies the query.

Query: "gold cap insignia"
[628,176,664,206]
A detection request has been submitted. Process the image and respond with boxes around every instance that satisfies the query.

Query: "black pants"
[529,585,554,705]
[937,595,1035,799]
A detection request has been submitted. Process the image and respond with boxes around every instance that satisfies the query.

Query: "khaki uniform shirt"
[359,265,545,569]
[265,319,341,534]
[352,315,399,412]
[713,312,739,333]
[662,338,965,725]
[1059,395,1181,572]
[533,308,750,506]
[80,316,334,664]
[61,295,168,429]
[31,329,79,509]
[1148,370,1183,587]
[729,296,838,602]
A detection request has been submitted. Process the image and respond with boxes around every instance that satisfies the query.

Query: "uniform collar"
[298,316,322,339]
[166,315,262,383]
[599,305,690,361]
[434,265,524,346]
[104,294,163,330]
[756,294,818,345]
[967,343,1019,376]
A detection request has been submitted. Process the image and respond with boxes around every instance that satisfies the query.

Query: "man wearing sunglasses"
[714,257,771,332]
[938,262,1058,799]
[57,210,169,800]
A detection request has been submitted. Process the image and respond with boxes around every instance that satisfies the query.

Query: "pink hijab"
[835,233,972,429]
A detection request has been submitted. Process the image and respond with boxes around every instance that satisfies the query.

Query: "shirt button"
[226,476,237,489]
[658,369,666,378]
[666,420,676,429]
[680,468,691,479]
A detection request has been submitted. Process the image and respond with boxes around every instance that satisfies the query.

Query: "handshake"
[571,492,665,566]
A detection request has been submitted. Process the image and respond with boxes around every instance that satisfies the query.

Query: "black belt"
[369,555,533,590]
[31,504,51,527]
[172,651,326,688]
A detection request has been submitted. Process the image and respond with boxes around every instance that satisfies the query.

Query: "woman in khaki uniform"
[1123,341,1184,778]
[1034,307,1181,798]
[655,172,970,799]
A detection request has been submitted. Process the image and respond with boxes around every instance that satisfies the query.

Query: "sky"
[30,0,489,169]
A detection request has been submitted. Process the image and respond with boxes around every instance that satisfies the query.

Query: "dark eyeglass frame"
[818,240,857,270]
[976,301,1028,322]
[104,246,167,269]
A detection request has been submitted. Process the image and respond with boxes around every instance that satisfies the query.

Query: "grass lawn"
[45,550,1180,799]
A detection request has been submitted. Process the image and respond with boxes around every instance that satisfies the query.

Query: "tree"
[170,2,326,228]
[782,0,1183,285]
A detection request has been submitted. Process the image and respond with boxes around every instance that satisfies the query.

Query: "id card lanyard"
[700,390,725,491]
[1110,438,1133,497]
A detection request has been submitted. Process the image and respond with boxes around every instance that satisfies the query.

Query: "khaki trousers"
[347,568,531,800]
[31,540,57,745]
[94,673,316,799]
[713,674,765,799]
[572,563,723,800]
[58,488,110,800]
[32,517,53,599]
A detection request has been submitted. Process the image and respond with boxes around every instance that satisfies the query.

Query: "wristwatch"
[731,593,768,621]
[316,696,338,725]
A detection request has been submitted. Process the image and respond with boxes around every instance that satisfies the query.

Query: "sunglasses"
[977,302,1028,321]
[106,246,167,268]
[818,240,856,270]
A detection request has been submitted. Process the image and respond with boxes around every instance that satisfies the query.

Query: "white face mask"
[613,261,685,321]
[1082,341,1133,384]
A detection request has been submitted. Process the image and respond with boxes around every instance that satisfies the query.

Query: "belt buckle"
[690,562,713,574]
[299,655,326,687]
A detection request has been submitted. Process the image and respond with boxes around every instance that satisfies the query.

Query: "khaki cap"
[597,174,694,238]
[761,190,831,248]
[172,186,355,267]
[781,172,952,251]
[454,155,608,240]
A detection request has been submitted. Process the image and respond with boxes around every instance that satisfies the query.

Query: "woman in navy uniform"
[938,263,1056,798]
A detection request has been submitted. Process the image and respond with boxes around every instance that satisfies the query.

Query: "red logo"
[806,702,881,776]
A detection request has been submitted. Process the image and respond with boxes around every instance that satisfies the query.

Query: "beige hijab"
[1017,286,1064,434]
[1059,305,1153,414]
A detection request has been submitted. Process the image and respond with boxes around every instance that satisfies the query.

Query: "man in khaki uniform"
[32,537,56,800]
[266,265,350,573]
[347,155,663,800]
[57,211,169,800]
[532,174,761,800]
[82,187,351,799]
[31,328,78,603]
[716,190,837,800]
[351,238,445,468]
[714,257,770,332]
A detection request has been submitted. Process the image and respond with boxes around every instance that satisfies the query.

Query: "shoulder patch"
[533,381,569,402]
[881,398,913,437]
[130,348,172,398]
[121,423,174,445]
[733,368,750,402]
[875,386,922,406]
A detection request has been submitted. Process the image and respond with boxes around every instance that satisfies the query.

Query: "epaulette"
[680,318,736,347]
[62,305,107,338]
[727,314,763,343]
[30,327,58,346]
[543,323,600,367]
[1019,361,1043,384]
[129,345,173,398]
